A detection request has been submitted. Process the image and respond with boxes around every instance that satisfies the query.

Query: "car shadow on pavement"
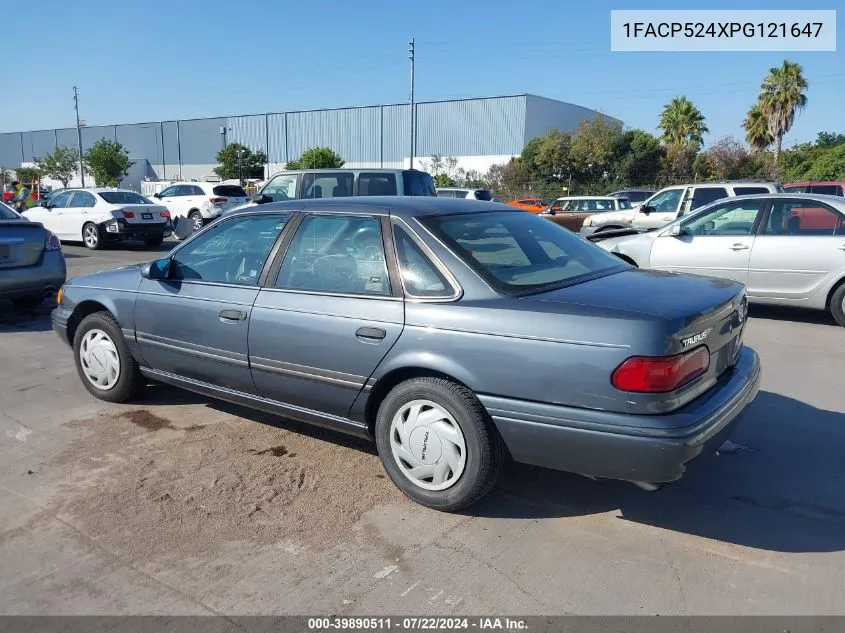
[749,304,838,326]
[470,390,845,553]
[0,301,56,333]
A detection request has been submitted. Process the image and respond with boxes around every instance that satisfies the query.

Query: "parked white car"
[596,193,845,326]
[436,187,495,201]
[23,188,171,250]
[581,181,783,237]
[150,182,249,232]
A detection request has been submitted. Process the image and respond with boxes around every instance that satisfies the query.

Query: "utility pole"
[73,86,85,187]
[408,38,415,169]
[237,148,244,185]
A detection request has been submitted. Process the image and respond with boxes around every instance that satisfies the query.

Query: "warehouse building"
[0,94,620,188]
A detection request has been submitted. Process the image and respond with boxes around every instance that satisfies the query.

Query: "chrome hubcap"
[79,329,120,390]
[390,399,467,491]
[83,225,98,247]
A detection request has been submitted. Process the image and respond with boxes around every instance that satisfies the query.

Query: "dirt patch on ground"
[49,408,405,562]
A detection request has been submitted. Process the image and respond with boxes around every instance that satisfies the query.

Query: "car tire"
[144,237,164,248]
[73,311,145,402]
[10,295,44,310]
[189,211,204,232]
[82,222,103,250]
[375,377,505,511]
[830,284,845,328]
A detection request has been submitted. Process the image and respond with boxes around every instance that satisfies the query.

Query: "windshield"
[0,201,20,219]
[99,191,154,205]
[420,211,627,295]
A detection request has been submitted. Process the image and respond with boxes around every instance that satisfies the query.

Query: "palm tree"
[658,96,709,149]
[743,103,773,153]
[759,60,808,165]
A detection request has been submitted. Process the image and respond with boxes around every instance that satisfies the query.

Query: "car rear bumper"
[479,346,761,484]
[101,219,171,241]
[0,250,67,300]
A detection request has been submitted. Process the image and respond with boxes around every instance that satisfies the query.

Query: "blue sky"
[2,0,842,148]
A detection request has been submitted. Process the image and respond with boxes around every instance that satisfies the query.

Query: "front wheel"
[375,377,505,511]
[830,284,845,327]
[73,311,145,402]
[82,222,103,250]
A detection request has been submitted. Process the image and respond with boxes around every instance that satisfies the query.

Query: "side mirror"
[641,205,654,214]
[252,193,271,204]
[153,192,161,199]
[141,258,171,280]
[663,224,682,237]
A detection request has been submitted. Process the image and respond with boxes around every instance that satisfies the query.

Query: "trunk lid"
[0,220,47,268]
[118,204,168,224]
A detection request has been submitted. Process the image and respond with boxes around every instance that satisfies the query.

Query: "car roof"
[715,192,845,205]
[61,187,144,194]
[784,181,845,187]
[555,196,619,201]
[232,196,519,219]
[269,168,424,175]
[608,189,653,193]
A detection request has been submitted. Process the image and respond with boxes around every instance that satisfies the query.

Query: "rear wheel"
[830,284,845,327]
[144,237,164,248]
[73,311,144,402]
[11,295,44,310]
[82,222,102,250]
[189,211,204,232]
[375,377,505,511]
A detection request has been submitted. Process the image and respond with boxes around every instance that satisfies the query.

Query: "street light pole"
[408,38,415,169]
[73,86,85,186]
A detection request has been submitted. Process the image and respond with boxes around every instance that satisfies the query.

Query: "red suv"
[783,181,845,197]
[782,182,845,231]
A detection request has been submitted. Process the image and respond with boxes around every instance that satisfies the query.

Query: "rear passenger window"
[393,226,454,298]
[765,200,842,236]
[404,171,436,196]
[733,187,769,196]
[301,173,354,199]
[810,185,843,196]
[276,215,391,296]
[691,187,729,209]
[358,173,398,196]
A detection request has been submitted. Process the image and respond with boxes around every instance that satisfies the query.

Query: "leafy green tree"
[659,145,697,185]
[214,143,267,181]
[433,173,455,188]
[14,165,41,184]
[814,132,845,149]
[742,104,773,154]
[804,144,845,181]
[485,158,534,201]
[613,129,664,187]
[759,60,808,165]
[570,116,624,185]
[285,146,344,170]
[521,129,574,184]
[35,146,79,187]
[694,136,771,181]
[83,139,133,187]
[658,96,708,149]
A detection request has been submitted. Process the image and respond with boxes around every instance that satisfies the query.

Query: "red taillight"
[611,347,710,393]
[209,197,227,205]
[123,211,136,219]
[160,210,171,219]
[45,231,61,251]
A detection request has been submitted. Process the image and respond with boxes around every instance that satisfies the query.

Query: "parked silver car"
[52,198,759,510]
[596,193,845,326]
[0,201,66,310]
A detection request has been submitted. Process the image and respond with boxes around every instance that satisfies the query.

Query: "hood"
[68,262,146,290]
[594,231,656,252]
[531,268,744,321]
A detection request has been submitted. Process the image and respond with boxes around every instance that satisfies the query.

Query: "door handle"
[730,244,750,251]
[356,326,386,341]
[219,309,247,322]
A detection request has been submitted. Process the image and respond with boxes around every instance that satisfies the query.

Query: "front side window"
[170,214,290,284]
[359,173,398,196]
[680,200,763,236]
[262,174,298,201]
[691,187,729,210]
[648,188,684,212]
[159,186,178,198]
[99,191,151,205]
[301,172,354,199]
[393,226,454,298]
[48,191,74,208]
[764,200,843,236]
[420,211,626,295]
[276,215,391,296]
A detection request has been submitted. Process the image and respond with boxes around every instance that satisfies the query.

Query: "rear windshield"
[420,211,627,295]
[212,185,247,197]
[99,191,153,205]
[0,202,20,219]
[474,190,494,201]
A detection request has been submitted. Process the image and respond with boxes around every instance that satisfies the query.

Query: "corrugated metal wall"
[0,95,617,179]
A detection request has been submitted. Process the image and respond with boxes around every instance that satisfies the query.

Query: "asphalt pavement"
[0,240,843,615]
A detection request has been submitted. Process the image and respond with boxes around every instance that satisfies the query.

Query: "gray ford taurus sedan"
[52,198,760,510]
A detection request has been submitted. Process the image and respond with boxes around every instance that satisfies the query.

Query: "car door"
[649,198,765,285]
[157,185,183,219]
[633,188,686,228]
[23,190,70,237]
[747,198,845,301]
[63,191,97,238]
[133,213,292,394]
[249,211,404,418]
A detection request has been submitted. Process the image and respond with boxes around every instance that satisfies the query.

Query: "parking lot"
[1,240,844,615]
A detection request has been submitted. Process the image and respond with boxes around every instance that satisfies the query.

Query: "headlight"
[583,216,592,226]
